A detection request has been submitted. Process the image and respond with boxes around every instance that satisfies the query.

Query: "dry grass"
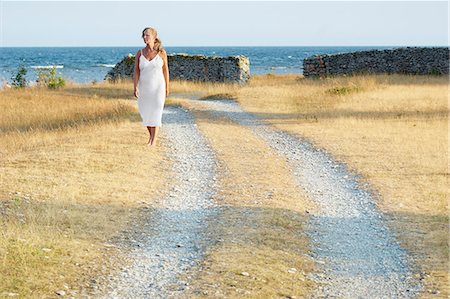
[2,74,448,297]
[171,73,448,297]
[170,79,241,96]
[234,73,449,298]
[0,82,170,297]
[173,99,316,298]
[0,84,133,135]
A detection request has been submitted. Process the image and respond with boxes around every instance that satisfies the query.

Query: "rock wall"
[303,47,450,77]
[105,53,250,84]
[105,54,136,82]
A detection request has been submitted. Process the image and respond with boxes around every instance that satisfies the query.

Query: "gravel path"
[193,98,421,298]
[101,106,219,298]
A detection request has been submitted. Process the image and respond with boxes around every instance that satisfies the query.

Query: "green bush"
[36,67,66,89]
[11,65,28,88]
[199,93,237,101]
[428,68,442,76]
[326,85,361,96]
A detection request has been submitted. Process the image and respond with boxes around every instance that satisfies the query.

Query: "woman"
[134,27,170,147]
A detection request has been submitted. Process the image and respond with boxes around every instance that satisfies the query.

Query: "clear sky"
[1,1,448,47]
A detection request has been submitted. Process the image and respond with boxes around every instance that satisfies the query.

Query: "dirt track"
[99,95,421,298]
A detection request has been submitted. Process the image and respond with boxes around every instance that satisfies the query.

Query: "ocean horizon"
[1,45,414,84]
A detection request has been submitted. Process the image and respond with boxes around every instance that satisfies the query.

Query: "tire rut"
[100,106,219,298]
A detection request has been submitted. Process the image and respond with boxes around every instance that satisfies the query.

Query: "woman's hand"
[165,87,169,97]
[134,87,139,98]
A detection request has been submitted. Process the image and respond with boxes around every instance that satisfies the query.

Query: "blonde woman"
[133,27,170,147]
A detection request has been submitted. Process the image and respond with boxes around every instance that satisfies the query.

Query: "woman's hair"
[142,27,163,52]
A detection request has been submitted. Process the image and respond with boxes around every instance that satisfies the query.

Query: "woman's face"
[143,30,155,45]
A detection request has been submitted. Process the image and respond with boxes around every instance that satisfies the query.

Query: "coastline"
[1,45,402,85]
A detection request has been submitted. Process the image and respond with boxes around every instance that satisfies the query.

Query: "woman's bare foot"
[150,138,157,147]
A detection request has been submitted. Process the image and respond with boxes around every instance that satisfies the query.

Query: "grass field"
[236,74,449,297]
[0,83,170,297]
[171,73,449,297]
[1,73,448,297]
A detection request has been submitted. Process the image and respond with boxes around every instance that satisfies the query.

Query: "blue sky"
[1,1,448,47]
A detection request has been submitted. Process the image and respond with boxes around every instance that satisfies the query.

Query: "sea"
[0,46,400,84]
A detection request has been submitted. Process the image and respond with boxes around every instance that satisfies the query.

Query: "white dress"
[137,51,166,127]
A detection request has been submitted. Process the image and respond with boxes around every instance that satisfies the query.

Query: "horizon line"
[2,45,448,48]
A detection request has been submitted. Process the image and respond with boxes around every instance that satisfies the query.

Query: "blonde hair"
[142,27,163,52]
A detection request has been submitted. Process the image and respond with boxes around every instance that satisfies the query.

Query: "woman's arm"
[133,50,141,98]
[161,49,170,97]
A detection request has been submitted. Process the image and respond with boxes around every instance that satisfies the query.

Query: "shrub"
[428,68,442,76]
[199,93,237,101]
[326,85,361,96]
[36,67,66,89]
[11,65,28,88]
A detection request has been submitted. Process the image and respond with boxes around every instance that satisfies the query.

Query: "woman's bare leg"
[149,126,160,146]
[146,126,152,145]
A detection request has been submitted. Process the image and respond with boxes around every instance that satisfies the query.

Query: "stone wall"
[303,47,449,77]
[105,53,250,84]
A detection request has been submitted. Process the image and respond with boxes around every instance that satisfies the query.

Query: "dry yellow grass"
[170,79,241,97]
[235,74,449,298]
[172,73,448,297]
[0,82,170,297]
[2,73,448,297]
[172,99,316,298]
[0,85,133,135]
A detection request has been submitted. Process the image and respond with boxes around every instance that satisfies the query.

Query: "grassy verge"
[1,81,170,297]
[172,99,316,298]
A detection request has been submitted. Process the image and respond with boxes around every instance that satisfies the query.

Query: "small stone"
[55,290,66,296]
[41,248,52,252]
[2,292,18,297]
[287,268,297,274]
[428,289,440,294]
[240,271,250,276]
